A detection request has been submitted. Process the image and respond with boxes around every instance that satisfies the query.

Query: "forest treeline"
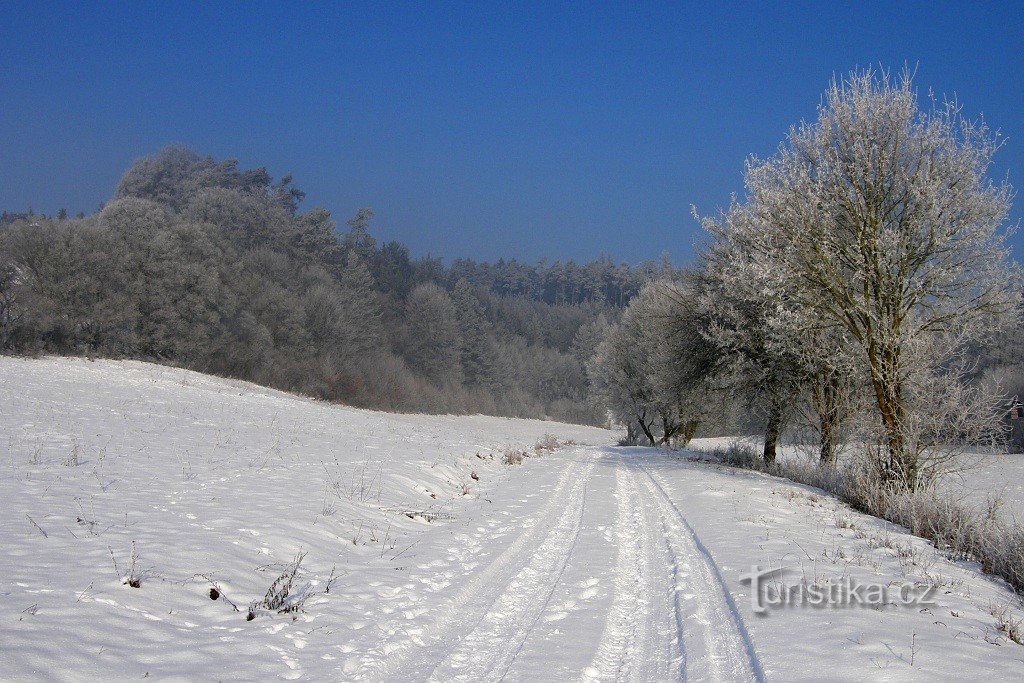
[0,146,668,424]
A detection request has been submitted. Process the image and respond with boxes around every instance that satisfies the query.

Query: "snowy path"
[636,459,762,682]
[349,448,762,682]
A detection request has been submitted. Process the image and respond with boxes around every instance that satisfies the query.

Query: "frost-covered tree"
[0,256,24,350]
[115,145,281,214]
[697,198,864,465]
[403,282,463,386]
[335,252,385,357]
[291,207,342,264]
[588,278,719,446]
[629,278,722,445]
[587,319,660,444]
[735,69,1017,487]
[695,208,808,464]
[343,207,377,264]
[570,313,611,367]
[451,278,501,389]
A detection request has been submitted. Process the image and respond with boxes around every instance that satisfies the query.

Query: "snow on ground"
[690,436,1024,523]
[943,457,1024,523]
[2,358,1024,680]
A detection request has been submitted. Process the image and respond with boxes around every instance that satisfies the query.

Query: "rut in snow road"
[351,448,762,682]
[634,456,764,682]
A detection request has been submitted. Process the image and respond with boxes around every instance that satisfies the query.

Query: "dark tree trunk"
[867,341,914,488]
[763,400,783,466]
[819,418,835,465]
[637,410,657,446]
[817,371,838,466]
[659,413,678,446]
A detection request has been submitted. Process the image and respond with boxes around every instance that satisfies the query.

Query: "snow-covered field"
[3,358,1024,680]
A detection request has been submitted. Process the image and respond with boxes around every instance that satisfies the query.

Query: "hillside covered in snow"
[2,358,1023,680]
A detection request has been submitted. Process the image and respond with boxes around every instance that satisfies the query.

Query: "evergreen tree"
[451,278,499,388]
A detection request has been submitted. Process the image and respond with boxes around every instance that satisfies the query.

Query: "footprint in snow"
[417,559,445,569]
[418,577,450,591]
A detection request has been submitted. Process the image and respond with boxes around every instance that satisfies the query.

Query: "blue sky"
[2,1,1022,264]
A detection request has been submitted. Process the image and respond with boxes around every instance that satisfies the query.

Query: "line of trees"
[589,69,1021,491]
[0,146,668,425]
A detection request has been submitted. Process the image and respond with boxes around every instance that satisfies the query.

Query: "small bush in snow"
[63,444,81,467]
[502,448,525,466]
[704,442,763,470]
[109,541,141,588]
[198,575,241,611]
[247,551,308,621]
[534,434,560,453]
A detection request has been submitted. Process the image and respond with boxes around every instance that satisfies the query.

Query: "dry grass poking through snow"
[990,603,1024,645]
[702,443,1024,637]
[501,434,573,466]
[246,551,311,621]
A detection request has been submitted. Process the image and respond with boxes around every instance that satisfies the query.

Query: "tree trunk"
[763,400,783,466]
[867,342,914,488]
[659,413,678,446]
[625,422,639,446]
[816,371,839,466]
[877,386,912,487]
[637,410,657,446]
[819,415,835,465]
[680,419,700,447]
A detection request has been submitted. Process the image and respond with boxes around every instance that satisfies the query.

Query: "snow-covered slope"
[2,358,1023,680]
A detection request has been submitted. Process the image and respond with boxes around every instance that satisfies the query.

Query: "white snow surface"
[2,357,1024,680]
[689,436,1024,523]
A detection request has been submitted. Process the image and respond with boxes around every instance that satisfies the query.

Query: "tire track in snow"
[426,455,594,681]
[636,459,764,683]
[357,450,593,681]
[584,462,677,682]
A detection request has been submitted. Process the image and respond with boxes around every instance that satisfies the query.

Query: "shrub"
[534,433,560,454]
[247,551,308,620]
[502,448,525,466]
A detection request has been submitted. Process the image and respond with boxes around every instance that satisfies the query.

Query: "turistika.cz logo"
[739,566,938,615]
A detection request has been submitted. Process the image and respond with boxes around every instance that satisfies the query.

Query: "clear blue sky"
[2,1,1022,264]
